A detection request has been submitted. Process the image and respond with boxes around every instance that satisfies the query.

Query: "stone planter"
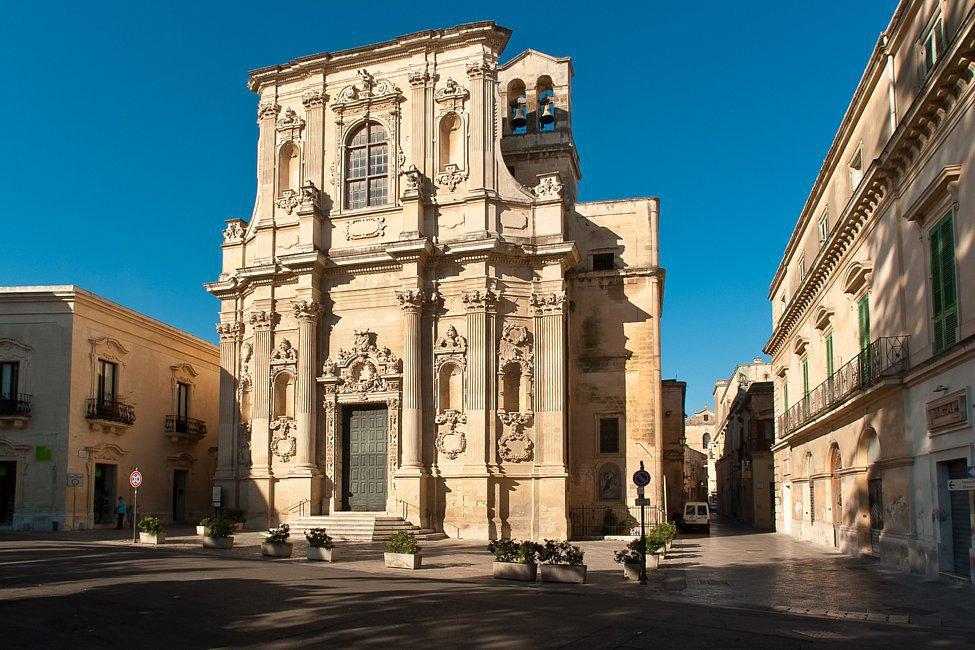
[139,532,165,545]
[539,564,587,584]
[196,526,207,536]
[306,546,335,562]
[648,553,661,570]
[261,542,294,558]
[384,552,421,569]
[492,561,537,581]
[203,536,234,549]
[622,562,642,581]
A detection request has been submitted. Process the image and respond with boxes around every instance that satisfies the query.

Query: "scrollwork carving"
[435,163,468,192]
[532,173,563,200]
[435,325,467,355]
[434,409,467,460]
[270,417,297,463]
[270,339,297,364]
[395,289,426,313]
[529,292,567,316]
[497,411,534,463]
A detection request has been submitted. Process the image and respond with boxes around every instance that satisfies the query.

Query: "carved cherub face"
[446,325,458,338]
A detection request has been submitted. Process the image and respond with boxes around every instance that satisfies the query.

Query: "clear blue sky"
[0,1,899,411]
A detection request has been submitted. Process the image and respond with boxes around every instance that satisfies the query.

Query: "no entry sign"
[129,469,143,489]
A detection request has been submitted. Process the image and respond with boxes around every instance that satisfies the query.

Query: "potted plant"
[384,531,421,569]
[648,526,669,558]
[227,508,247,531]
[305,528,335,562]
[197,516,212,536]
[138,515,166,545]
[615,537,663,580]
[661,522,677,551]
[537,539,587,583]
[488,539,539,581]
[262,523,293,558]
[203,517,235,549]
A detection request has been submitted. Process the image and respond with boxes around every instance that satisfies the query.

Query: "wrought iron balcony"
[86,398,136,426]
[165,415,207,443]
[0,393,31,417]
[777,336,909,439]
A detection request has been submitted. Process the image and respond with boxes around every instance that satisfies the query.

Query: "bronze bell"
[539,101,555,125]
[511,105,528,129]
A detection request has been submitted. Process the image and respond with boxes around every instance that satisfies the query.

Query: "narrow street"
[2,519,974,647]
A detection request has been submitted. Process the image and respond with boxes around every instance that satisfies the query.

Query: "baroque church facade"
[206,22,664,539]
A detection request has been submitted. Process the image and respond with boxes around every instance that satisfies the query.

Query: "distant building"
[0,286,219,530]
[713,359,775,529]
[661,380,687,519]
[685,406,717,497]
[765,0,975,580]
[684,446,709,502]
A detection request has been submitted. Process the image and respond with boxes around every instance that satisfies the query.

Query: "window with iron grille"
[599,417,620,454]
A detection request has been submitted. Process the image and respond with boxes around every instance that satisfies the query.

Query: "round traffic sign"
[129,470,143,489]
[632,469,651,487]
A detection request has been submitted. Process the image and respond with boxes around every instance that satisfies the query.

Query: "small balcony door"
[97,360,117,404]
[176,382,190,432]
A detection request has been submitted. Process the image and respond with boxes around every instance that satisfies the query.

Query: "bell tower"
[498,50,581,204]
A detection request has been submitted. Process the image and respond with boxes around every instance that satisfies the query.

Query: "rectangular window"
[930,210,958,353]
[922,15,945,77]
[849,147,863,190]
[591,252,616,271]
[0,362,18,398]
[599,417,620,454]
[176,382,190,420]
[818,214,829,243]
[97,360,117,404]
[825,334,835,376]
[801,357,810,398]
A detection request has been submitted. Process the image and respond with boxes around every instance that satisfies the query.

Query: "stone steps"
[288,512,447,541]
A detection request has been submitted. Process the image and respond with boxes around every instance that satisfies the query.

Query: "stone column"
[395,289,425,471]
[249,310,276,476]
[407,69,429,178]
[301,91,327,189]
[291,300,323,474]
[462,289,498,470]
[214,321,242,481]
[257,102,280,221]
[465,61,496,191]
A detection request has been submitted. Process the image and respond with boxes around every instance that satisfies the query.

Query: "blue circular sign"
[632,469,651,487]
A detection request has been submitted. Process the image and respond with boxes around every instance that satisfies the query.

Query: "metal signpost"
[632,462,652,585]
[66,473,83,531]
[129,468,142,543]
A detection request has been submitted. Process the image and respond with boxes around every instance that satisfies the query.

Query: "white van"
[683,502,711,534]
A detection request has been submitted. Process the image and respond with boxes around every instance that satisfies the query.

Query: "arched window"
[278,142,300,194]
[438,362,463,412]
[507,79,527,135]
[439,113,463,170]
[345,121,388,209]
[536,76,555,132]
[702,433,711,449]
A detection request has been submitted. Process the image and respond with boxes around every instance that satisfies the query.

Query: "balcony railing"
[86,398,136,426]
[165,415,207,441]
[0,393,31,417]
[778,336,909,438]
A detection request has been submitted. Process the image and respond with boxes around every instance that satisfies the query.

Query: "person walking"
[115,496,127,529]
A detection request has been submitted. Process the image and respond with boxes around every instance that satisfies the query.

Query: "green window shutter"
[931,211,957,353]
[825,334,834,376]
[783,382,789,411]
[858,295,871,351]
[802,358,810,397]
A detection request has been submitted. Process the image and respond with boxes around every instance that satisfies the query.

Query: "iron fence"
[86,398,136,425]
[0,393,31,416]
[165,415,207,438]
[778,336,908,438]
[568,505,665,540]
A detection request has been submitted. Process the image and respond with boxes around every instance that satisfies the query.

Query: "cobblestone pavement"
[2,519,975,647]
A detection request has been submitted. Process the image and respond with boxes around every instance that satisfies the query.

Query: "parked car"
[708,500,718,513]
[683,502,711,534]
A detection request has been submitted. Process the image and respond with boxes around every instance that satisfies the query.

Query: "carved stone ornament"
[345,216,386,240]
[215,321,243,341]
[258,102,281,121]
[276,181,321,215]
[434,78,469,110]
[401,165,422,192]
[434,409,467,460]
[276,106,305,132]
[301,90,328,109]
[332,69,401,110]
[497,411,534,463]
[237,421,252,468]
[498,323,534,374]
[319,329,401,399]
[465,61,496,79]
[270,417,297,462]
[530,292,567,315]
[222,219,246,243]
[395,289,426,312]
[408,69,431,88]
[292,300,323,322]
[435,163,468,192]
[461,289,498,312]
[532,174,563,200]
[270,339,298,364]
[435,325,467,355]
[248,310,278,331]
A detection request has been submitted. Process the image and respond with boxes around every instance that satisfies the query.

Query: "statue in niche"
[598,464,622,501]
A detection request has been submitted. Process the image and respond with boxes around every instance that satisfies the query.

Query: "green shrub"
[487,539,539,564]
[226,508,247,524]
[138,515,165,535]
[538,539,584,566]
[614,535,663,564]
[206,518,235,539]
[384,531,420,554]
[198,516,213,528]
[265,524,291,544]
[658,521,677,542]
[305,528,333,549]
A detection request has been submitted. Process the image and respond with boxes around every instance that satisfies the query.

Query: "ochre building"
[206,23,665,540]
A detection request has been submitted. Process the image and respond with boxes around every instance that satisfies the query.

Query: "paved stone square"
[2,519,975,647]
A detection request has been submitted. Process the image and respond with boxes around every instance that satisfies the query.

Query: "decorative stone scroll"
[276,106,305,132]
[498,323,534,375]
[435,325,467,356]
[345,216,386,240]
[332,69,402,112]
[434,78,469,112]
[436,163,468,192]
[319,329,402,399]
[434,409,467,460]
[532,173,563,201]
[395,289,426,313]
[276,181,321,215]
[270,339,297,364]
[497,412,534,463]
[292,300,323,322]
[270,417,297,462]
[258,102,281,121]
[222,219,246,243]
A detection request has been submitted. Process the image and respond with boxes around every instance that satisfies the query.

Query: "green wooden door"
[342,405,389,511]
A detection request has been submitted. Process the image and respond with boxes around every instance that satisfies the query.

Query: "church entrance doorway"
[342,404,388,512]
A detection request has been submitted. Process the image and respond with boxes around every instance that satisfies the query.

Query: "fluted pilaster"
[292,300,322,473]
[462,289,498,469]
[395,289,425,472]
[249,309,277,476]
[531,292,567,468]
[215,321,242,479]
